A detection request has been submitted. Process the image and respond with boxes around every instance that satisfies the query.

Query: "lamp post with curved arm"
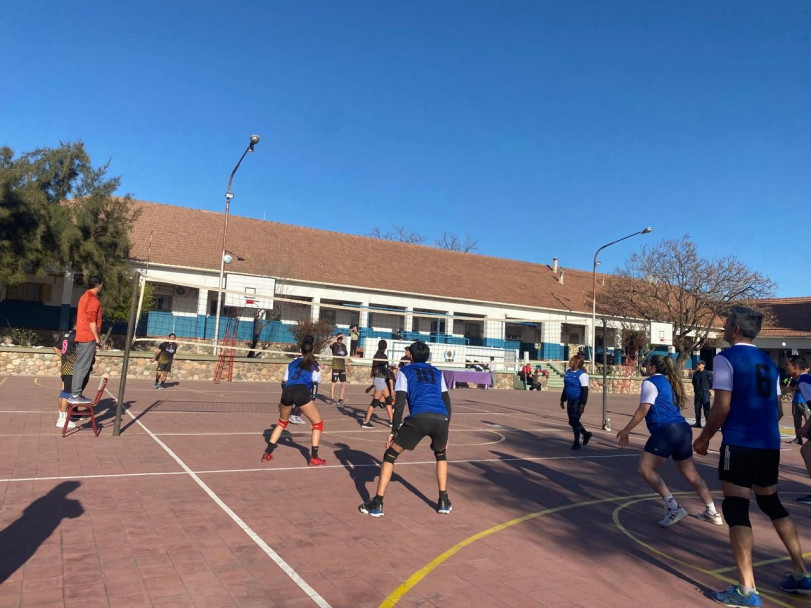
[213,135,260,355]
[591,226,652,429]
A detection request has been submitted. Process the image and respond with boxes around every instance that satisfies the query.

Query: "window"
[152,295,173,311]
[5,283,52,302]
[320,308,336,324]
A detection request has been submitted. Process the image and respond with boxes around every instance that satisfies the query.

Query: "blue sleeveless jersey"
[400,363,449,417]
[641,375,685,432]
[798,373,811,404]
[286,358,315,389]
[717,345,780,449]
[563,369,586,401]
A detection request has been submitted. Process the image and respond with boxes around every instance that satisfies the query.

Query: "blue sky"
[3,1,809,296]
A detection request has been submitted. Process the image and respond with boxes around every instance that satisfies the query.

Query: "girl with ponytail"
[261,338,326,466]
[616,354,720,527]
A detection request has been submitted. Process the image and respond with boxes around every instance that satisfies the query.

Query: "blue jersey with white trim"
[394,362,449,417]
[285,358,315,389]
[799,373,811,404]
[640,374,685,432]
[563,369,587,401]
[714,344,780,450]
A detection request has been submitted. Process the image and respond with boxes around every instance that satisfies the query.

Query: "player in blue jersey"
[261,339,327,466]
[359,341,452,517]
[786,356,810,445]
[560,354,592,450]
[796,371,811,505]
[616,355,720,527]
[693,307,810,605]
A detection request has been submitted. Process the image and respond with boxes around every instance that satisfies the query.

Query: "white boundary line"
[109,388,333,608]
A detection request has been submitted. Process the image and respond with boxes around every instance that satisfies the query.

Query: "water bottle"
[604,417,611,431]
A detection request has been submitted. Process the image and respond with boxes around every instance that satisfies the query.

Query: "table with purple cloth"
[441,370,492,389]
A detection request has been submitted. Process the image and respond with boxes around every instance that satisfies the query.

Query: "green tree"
[0,143,140,329]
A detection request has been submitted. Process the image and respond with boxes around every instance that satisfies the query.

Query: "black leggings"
[566,399,586,444]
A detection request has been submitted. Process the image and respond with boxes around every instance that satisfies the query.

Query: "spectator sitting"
[531,366,549,391]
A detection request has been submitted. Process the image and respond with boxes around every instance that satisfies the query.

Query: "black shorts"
[718,444,780,488]
[394,413,449,452]
[281,384,312,407]
[157,362,173,372]
[331,369,346,383]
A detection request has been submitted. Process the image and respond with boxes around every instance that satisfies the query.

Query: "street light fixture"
[591,226,652,430]
[213,135,260,355]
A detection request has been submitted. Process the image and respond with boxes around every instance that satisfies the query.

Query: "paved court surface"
[0,375,809,608]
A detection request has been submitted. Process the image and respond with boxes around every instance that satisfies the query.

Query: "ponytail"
[300,340,317,371]
[647,355,686,409]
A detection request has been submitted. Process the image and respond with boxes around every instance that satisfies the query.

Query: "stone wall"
[0,347,690,393]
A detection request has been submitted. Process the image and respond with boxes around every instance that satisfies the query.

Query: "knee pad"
[370,398,380,409]
[433,449,447,462]
[385,395,393,406]
[277,418,289,429]
[755,492,790,521]
[312,420,324,432]
[722,496,751,528]
[383,447,400,464]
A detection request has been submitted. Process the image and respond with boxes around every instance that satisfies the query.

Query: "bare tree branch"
[601,235,776,367]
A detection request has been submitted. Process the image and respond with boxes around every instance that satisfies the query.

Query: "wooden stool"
[63,376,108,437]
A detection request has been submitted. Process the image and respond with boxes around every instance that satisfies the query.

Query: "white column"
[311,296,321,322]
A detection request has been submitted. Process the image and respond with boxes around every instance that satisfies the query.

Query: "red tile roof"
[757,298,811,337]
[128,200,600,313]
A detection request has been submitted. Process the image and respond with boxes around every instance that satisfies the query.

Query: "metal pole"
[114,272,141,436]
[213,135,260,355]
[590,227,653,377]
[601,317,610,431]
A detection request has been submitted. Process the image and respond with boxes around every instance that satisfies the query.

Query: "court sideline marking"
[107,387,333,608]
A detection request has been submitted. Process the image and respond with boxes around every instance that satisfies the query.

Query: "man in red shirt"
[68,276,103,404]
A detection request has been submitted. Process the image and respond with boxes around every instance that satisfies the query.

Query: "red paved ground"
[0,375,809,608]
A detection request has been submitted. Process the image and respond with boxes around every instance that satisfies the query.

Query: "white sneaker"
[57,417,76,429]
[289,415,305,425]
[658,506,687,527]
[693,509,723,525]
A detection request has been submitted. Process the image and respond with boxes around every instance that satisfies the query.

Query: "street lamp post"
[213,135,260,355]
[591,226,652,430]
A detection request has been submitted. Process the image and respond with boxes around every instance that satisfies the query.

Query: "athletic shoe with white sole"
[693,509,723,526]
[779,572,811,594]
[437,495,452,515]
[659,506,688,527]
[57,417,76,429]
[359,498,384,517]
[289,415,305,424]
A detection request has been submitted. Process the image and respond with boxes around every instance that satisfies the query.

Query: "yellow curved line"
[379,492,661,608]
[612,497,804,608]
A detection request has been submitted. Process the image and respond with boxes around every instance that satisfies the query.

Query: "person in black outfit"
[691,360,712,428]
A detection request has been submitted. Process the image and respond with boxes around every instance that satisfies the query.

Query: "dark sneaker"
[260,452,273,463]
[582,431,593,446]
[359,499,384,517]
[711,585,762,606]
[659,506,687,527]
[338,399,345,405]
[779,572,811,594]
[308,457,327,467]
[692,423,702,428]
[571,443,581,450]
[67,394,92,405]
[360,421,374,429]
[437,495,452,515]
[796,494,811,505]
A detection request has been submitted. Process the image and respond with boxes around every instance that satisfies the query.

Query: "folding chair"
[63,375,108,437]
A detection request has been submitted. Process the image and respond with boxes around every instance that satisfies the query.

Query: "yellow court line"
[380,492,666,608]
[0,377,6,387]
[612,497,810,608]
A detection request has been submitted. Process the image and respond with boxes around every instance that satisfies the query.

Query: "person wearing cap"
[691,360,713,428]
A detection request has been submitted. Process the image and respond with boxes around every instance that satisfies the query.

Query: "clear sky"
[3,1,809,296]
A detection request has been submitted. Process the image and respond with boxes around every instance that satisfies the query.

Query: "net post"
[114,271,141,436]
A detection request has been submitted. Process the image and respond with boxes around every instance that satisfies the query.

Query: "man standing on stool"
[68,276,102,405]
[694,306,810,606]
[691,360,712,428]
